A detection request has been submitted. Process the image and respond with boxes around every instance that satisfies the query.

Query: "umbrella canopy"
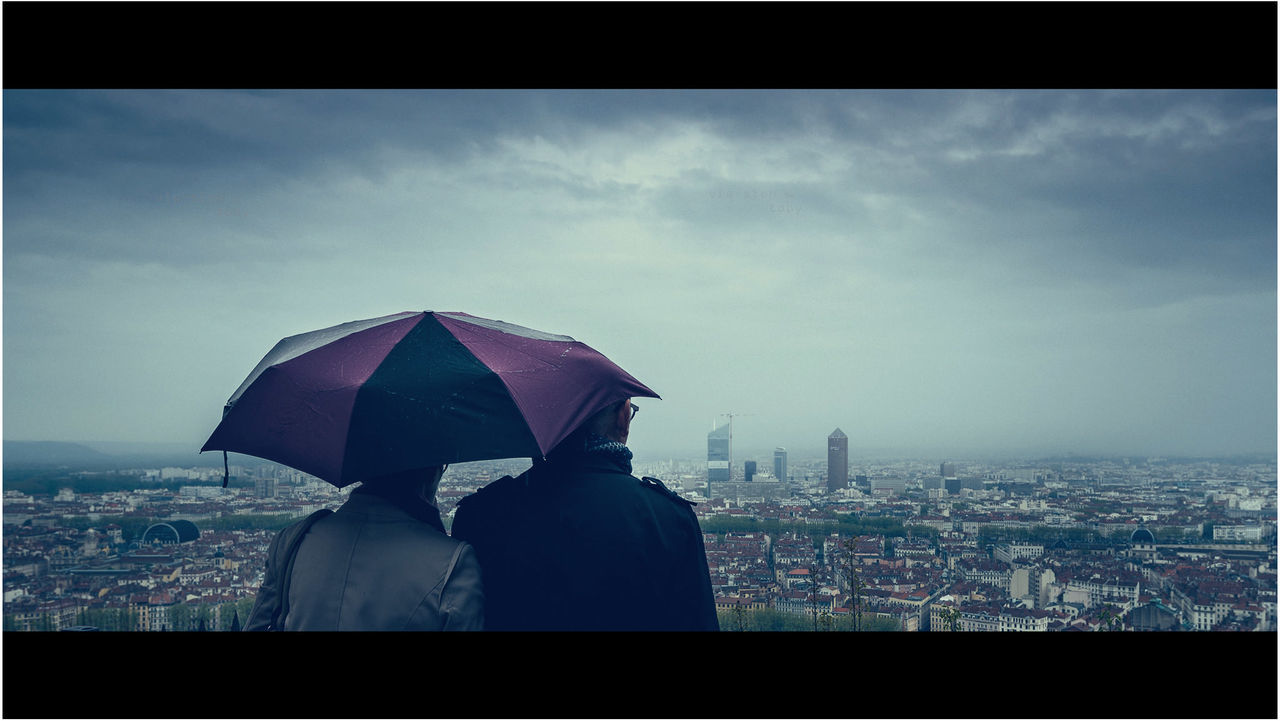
[201,311,659,487]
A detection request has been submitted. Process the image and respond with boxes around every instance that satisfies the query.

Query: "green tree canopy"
[716,608,904,632]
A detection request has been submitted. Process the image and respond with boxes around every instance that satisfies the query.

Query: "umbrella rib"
[476,337,571,373]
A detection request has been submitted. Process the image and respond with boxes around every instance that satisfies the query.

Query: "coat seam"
[413,541,465,629]
[334,518,367,630]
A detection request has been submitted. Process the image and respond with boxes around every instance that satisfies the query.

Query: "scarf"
[581,432,634,473]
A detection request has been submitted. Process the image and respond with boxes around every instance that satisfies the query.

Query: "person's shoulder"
[455,473,524,513]
[266,507,334,559]
[636,475,698,511]
[453,473,531,543]
[281,507,334,535]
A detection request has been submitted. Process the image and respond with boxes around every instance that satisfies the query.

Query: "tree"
[116,518,154,543]
[84,608,106,632]
[817,610,834,632]
[1097,606,1122,632]
[840,537,866,632]
[216,602,241,631]
[937,606,962,632]
[195,602,213,632]
[863,614,902,632]
[236,597,255,624]
[809,565,821,632]
[715,607,812,632]
[169,602,192,632]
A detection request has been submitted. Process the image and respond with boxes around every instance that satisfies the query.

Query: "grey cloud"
[3,89,1274,458]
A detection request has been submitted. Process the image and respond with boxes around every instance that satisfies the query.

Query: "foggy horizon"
[4,90,1276,464]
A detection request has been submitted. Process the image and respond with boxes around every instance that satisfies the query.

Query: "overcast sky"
[3,90,1275,463]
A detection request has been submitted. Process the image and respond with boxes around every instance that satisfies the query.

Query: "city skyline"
[3,9,1275,717]
[4,90,1276,462]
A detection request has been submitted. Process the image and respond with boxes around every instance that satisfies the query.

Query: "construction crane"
[719,412,755,481]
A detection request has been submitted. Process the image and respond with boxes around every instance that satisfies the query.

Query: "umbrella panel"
[436,312,659,456]
[339,315,542,485]
[202,315,423,484]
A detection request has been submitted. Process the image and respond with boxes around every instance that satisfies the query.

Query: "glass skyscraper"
[774,447,787,484]
[707,423,731,483]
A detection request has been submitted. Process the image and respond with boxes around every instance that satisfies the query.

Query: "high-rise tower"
[827,428,848,493]
[707,423,731,485]
[774,447,788,485]
[255,475,277,498]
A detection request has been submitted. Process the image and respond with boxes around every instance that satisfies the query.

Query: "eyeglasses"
[630,403,639,420]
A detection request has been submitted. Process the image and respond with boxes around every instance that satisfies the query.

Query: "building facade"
[774,447,787,484]
[708,423,731,484]
[1066,574,1141,610]
[709,480,790,503]
[255,476,277,498]
[994,543,1045,564]
[827,428,848,493]
[871,476,907,495]
[1213,525,1265,542]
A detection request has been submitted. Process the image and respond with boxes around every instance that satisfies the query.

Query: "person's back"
[244,467,484,631]
[452,400,718,631]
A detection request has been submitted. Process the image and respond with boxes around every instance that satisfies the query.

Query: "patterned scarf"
[582,432,634,474]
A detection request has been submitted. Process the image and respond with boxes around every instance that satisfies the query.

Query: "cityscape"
[4,425,1274,636]
[3,61,1277,718]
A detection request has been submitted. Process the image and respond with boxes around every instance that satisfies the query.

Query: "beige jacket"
[244,491,483,631]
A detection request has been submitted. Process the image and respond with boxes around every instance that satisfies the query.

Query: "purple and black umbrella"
[201,311,659,487]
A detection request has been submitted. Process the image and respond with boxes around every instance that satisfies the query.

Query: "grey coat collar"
[340,490,446,534]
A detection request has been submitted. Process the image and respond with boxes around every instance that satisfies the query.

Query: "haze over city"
[4,89,1276,462]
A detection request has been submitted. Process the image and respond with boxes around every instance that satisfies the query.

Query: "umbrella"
[200,311,659,487]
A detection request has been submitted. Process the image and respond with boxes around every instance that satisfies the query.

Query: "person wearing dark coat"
[451,398,719,631]
[243,465,484,631]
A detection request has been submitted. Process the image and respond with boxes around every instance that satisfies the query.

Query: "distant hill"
[3,441,116,467]
[3,440,255,470]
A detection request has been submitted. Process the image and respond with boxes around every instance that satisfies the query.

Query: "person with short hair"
[244,465,484,631]
[451,398,718,631]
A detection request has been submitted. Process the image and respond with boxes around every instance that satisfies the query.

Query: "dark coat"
[243,490,484,631]
[451,444,719,631]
